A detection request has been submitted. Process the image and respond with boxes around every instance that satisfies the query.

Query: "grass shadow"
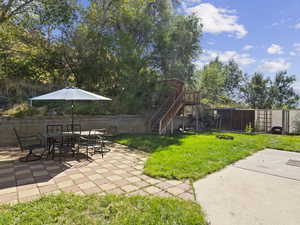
[112,133,188,153]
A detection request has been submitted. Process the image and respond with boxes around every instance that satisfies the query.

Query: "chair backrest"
[13,128,24,151]
[46,124,63,134]
[63,125,81,146]
[47,125,63,144]
[65,124,81,133]
[89,129,105,145]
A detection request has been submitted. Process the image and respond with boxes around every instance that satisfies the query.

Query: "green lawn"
[0,193,206,225]
[114,132,300,180]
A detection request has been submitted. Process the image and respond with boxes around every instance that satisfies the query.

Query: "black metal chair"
[45,124,62,156]
[78,129,110,158]
[46,124,63,135]
[56,134,80,161]
[46,124,63,143]
[64,124,81,148]
[46,124,79,160]
[65,124,81,134]
[13,128,44,162]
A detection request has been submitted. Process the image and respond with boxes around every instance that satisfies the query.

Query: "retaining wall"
[0,115,147,146]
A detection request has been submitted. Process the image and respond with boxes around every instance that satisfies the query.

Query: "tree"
[0,0,202,114]
[241,71,299,109]
[0,0,34,24]
[192,58,245,106]
[152,14,202,82]
[241,73,271,109]
[223,60,244,100]
[60,0,202,112]
[0,0,76,25]
[194,58,227,104]
[269,71,299,109]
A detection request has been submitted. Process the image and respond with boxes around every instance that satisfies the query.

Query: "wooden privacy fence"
[215,109,255,131]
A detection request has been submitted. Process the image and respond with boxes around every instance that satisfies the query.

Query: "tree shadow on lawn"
[112,131,218,154]
[112,133,189,153]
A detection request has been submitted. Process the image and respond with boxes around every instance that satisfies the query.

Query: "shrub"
[0,103,47,118]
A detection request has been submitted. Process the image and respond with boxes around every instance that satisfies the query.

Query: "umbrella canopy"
[30,86,111,132]
[30,86,111,101]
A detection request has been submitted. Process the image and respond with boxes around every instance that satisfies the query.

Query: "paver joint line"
[0,143,194,203]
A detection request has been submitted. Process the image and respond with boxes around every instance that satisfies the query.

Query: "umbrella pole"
[72,100,74,133]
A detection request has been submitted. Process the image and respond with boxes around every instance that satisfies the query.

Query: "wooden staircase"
[150,86,201,134]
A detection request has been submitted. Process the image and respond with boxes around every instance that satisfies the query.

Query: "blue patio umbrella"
[30,86,111,131]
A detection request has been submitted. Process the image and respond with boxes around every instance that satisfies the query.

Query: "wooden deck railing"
[151,89,201,134]
[184,91,201,105]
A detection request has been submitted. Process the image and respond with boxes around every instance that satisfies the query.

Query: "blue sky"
[181,0,300,88]
[81,0,300,88]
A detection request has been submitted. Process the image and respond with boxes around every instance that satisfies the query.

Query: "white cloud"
[295,23,300,29]
[243,45,253,51]
[187,3,247,39]
[290,52,297,56]
[258,58,291,73]
[186,0,202,4]
[193,60,206,69]
[271,18,290,27]
[267,44,283,54]
[294,43,300,52]
[195,50,255,69]
[293,81,300,92]
[181,0,202,12]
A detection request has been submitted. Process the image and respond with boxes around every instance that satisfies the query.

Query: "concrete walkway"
[194,149,300,225]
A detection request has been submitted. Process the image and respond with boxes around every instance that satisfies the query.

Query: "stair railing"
[149,95,174,130]
[159,90,185,135]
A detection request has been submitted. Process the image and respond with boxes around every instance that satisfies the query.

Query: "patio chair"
[58,134,80,160]
[65,124,81,134]
[46,124,68,160]
[78,129,110,158]
[48,132,80,161]
[46,124,63,147]
[47,124,63,133]
[13,128,44,162]
[64,124,81,147]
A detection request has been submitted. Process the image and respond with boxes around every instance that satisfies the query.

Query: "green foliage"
[194,58,226,104]
[114,132,300,180]
[193,58,244,106]
[241,73,271,109]
[0,193,207,225]
[223,60,244,99]
[0,0,76,25]
[193,57,299,109]
[269,71,300,109]
[0,103,47,117]
[241,71,299,109]
[0,0,202,114]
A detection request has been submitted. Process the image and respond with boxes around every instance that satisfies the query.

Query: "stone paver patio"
[0,143,194,203]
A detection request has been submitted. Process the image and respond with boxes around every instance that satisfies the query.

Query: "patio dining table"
[63,129,106,137]
[41,132,81,159]
[41,129,106,159]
